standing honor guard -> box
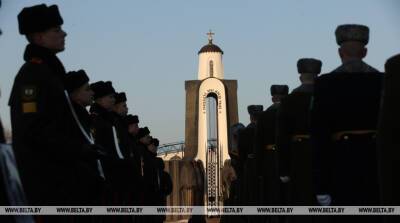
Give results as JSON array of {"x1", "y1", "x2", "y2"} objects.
[
  {"x1": 276, "y1": 59, "x2": 321, "y2": 223},
  {"x1": 227, "y1": 123, "x2": 245, "y2": 208},
  {"x1": 255, "y1": 85, "x2": 288, "y2": 205},
  {"x1": 277, "y1": 58, "x2": 322, "y2": 206},
  {"x1": 311, "y1": 24, "x2": 383, "y2": 223},
  {"x1": 377, "y1": 54, "x2": 400, "y2": 223},
  {"x1": 90, "y1": 81, "x2": 138, "y2": 223},
  {"x1": 110, "y1": 92, "x2": 141, "y2": 208},
  {"x1": 64, "y1": 70, "x2": 106, "y2": 205},
  {"x1": 240, "y1": 105, "x2": 263, "y2": 208},
  {"x1": 64, "y1": 70, "x2": 107, "y2": 223},
  {"x1": 9, "y1": 4, "x2": 75, "y2": 207},
  {"x1": 152, "y1": 139, "x2": 173, "y2": 223},
  {"x1": 112, "y1": 92, "x2": 131, "y2": 159},
  {"x1": 89, "y1": 82, "x2": 128, "y2": 203},
  {"x1": 240, "y1": 105, "x2": 262, "y2": 223},
  {"x1": 255, "y1": 85, "x2": 288, "y2": 223}
]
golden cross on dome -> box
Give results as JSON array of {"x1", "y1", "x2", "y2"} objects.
[{"x1": 207, "y1": 30, "x2": 215, "y2": 44}]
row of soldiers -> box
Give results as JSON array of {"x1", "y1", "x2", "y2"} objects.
[
  {"x1": 1, "y1": 4, "x2": 173, "y2": 223},
  {"x1": 223, "y1": 24, "x2": 400, "y2": 223},
  {"x1": 1, "y1": 2, "x2": 400, "y2": 223}
]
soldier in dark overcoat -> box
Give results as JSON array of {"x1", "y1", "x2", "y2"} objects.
[
  {"x1": 240, "y1": 105, "x2": 263, "y2": 208},
  {"x1": 311, "y1": 24, "x2": 383, "y2": 223},
  {"x1": 277, "y1": 58, "x2": 322, "y2": 207},
  {"x1": 65, "y1": 70, "x2": 106, "y2": 206},
  {"x1": 377, "y1": 54, "x2": 400, "y2": 223},
  {"x1": 9, "y1": 4, "x2": 79, "y2": 206},
  {"x1": 276, "y1": 59, "x2": 321, "y2": 223},
  {"x1": 255, "y1": 85, "x2": 288, "y2": 206}
]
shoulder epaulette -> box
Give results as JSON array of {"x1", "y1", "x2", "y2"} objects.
[
  {"x1": 29, "y1": 57, "x2": 43, "y2": 64},
  {"x1": 90, "y1": 112, "x2": 99, "y2": 117}
]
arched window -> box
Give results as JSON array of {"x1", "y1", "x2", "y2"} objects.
[{"x1": 209, "y1": 60, "x2": 214, "y2": 77}]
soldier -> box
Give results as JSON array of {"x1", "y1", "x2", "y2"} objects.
[
  {"x1": 136, "y1": 127, "x2": 158, "y2": 205},
  {"x1": 229, "y1": 123, "x2": 245, "y2": 161},
  {"x1": 8, "y1": 4, "x2": 77, "y2": 207},
  {"x1": 64, "y1": 70, "x2": 106, "y2": 205},
  {"x1": 136, "y1": 127, "x2": 162, "y2": 222},
  {"x1": 126, "y1": 114, "x2": 140, "y2": 138},
  {"x1": 228, "y1": 123, "x2": 245, "y2": 178},
  {"x1": 255, "y1": 86, "x2": 287, "y2": 223},
  {"x1": 377, "y1": 55, "x2": 400, "y2": 214},
  {"x1": 111, "y1": 92, "x2": 136, "y2": 162},
  {"x1": 152, "y1": 139, "x2": 173, "y2": 223},
  {"x1": 90, "y1": 81, "x2": 139, "y2": 223},
  {"x1": 89, "y1": 81, "x2": 120, "y2": 200},
  {"x1": 255, "y1": 85, "x2": 288, "y2": 205},
  {"x1": 277, "y1": 58, "x2": 322, "y2": 207},
  {"x1": 126, "y1": 114, "x2": 141, "y2": 163},
  {"x1": 226, "y1": 123, "x2": 245, "y2": 209},
  {"x1": 310, "y1": 24, "x2": 383, "y2": 222},
  {"x1": 239, "y1": 105, "x2": 263, "y2": 207},
  {"x1": 113, "y1": 92, "x2": 128, "y2": 116},
  {"x1": 124, "y1": 114, "x2": 143, "y2": 205},
  {"x1": 126, "y1": 114, "x2": 141, "y2": 168},
  {"x1": 110, "y1": 92, "x2": 141, "y2": 208},
  {"x1": 64, "y1": 70, "x2": 109, "y2": 223}
]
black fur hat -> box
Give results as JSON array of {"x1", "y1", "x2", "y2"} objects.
[
  {"x1": 18, "y1": 4, "x2": 63, "y2": 35},
  {"x1": 137, "y1": 127, "x2": 150, "y2": 139},
  {"x1": 297, "y1": 58, "x2": 322, "y2": 74},
  {"x1": 115, "y1": 92, "x2": 127, "y2": 104},
  {"x1": 125, "y1": 114, "x2": 139, "y2": 124},
  {"x1": 270, "y1": 85, "x2": 289, "y2": 96},
  {"x1": 90, "y1": 81, "x2": 116, "y2": 99},
  {"x1": 247, "y1": 105, "x2": 263, "y2": 115},
  {"x1": 65, "y1": 70, "x2": 89, "y2": 93}
]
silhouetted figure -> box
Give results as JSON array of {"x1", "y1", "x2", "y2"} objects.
[
  {"x1": 65, "y1": 70, "x2": 108, "y2": 223},
  {"x1": 277, "y1": 58, "x2": 321, "y2": 223},
  {"x1": 241, "y1": 105, "x2": 263, "y2": 207},
  {"x1": 154, "y1": 154, "x2": 173, "y2": 223},
  {"x1": 255, "y1": 85, "x2": 288, "y2": 223},
  {"x1": 8, "y1": 4, "x2": 90, "y2": 222},
  {"x1": 110, "y1": 92, "x2": 141, "y2": 213},
  {"x1": 311, "y1": 24, "x2": 383, "y2": 223},
  {"x1": 377, "y1": 54, "x2": 400, "y2": 223},
  {"x1": 9, "y1": 3, "x2": 74, "y2": 205}
]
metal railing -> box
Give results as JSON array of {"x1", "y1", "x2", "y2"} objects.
[{"x1": 157, "y1": 139, "x2": 218, "y2": 156}]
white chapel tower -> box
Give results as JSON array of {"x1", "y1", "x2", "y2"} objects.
[{"x1": 184, "y1": 31, "x2": 239, "y2": 208}]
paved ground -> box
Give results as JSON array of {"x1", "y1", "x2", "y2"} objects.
[
  {"x1": 165, "y1": 217, "x2": 220, "y2": 223},
  {"x1": 206, "y1": 217, "x2": 220, "y2": 223}
]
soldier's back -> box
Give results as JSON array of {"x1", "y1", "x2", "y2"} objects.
[
  {"x1": 278, "y1": 89, "x2": 315, "y2": 205},
  {"x1": 256, "y1": 105, "x2": 281, "y2": 206},
  {"x1": 312, "y1": 70, "x2": 383, "y2": 205},
  {"x1": 314, "y1": 72, "x2": 382, "y2": 131},
  {"x1": 281, "y1": 91, "x2": 313, "y2": 134}
]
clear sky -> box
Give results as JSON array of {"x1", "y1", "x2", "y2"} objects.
[{"x1": 0, "y1": 0, "x2": 399, "y2": 144}]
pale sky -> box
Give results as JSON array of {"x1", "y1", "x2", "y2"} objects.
[{"x1": 0, "y1": 0, "x2": 399, "y2": 144}]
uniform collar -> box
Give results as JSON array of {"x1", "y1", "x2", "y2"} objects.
[
  {"x1": 23, "y1": 43, "x2": 66, "y2": 77},
  {"x1": 332, "y1": 59, "x2": 379, "y2": 73},
  {"x1": 72, "y1": 101, "x2": 92, "y2": 129},
  {"x1": 90, "y1": 103, "x2": 112, "y2": 118},
  {"x1": 267, "y1": 103, "x2": 280, "y2": 111},
  {"x1": 292, "y1": 84, "x2": 314, "y2": 93}
]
